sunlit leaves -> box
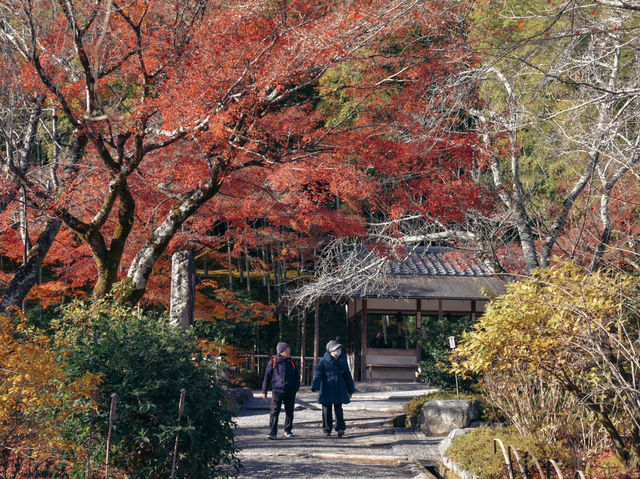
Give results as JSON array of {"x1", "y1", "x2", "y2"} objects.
[
  {"x1": 451, "y1": 260, "x2": 640, "y2": 466},
  {"x1": 0, "y1": 312, "x2": 99, "y2": 470}
]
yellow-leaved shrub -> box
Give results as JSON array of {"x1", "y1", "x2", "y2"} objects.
[
  {"x1": 451, "y1": 260, "x2": 640, "y2": 470},
  {"x1": 0, "y1": 312, "x2": 100, "y2": 475}
]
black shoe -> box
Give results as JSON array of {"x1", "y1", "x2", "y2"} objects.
[
  {"x1": 324, "y1": 431, "x2": 331, "y2": 437},
  {"x1": 266, "y1": 434, "x2": 276, "y2": 440},
  {"x1": 337, "y1": 430, "x2": 345, "y2": 437}
]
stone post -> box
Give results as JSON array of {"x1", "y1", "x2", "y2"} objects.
[{"x1": 170, "y1": 250, "x2": 195, "y2": 329}]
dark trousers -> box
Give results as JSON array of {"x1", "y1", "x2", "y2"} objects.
[
  {"x1": 322, "y1": 403, "x2": 345, "y2": 433},
  {"x1": 269, "y1": 391, "x2": 295, "y2": 436}
]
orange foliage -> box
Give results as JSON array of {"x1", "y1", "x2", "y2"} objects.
[
  {"x1": 0, "y1": 0, "x2": 490, "y2": 309},
  {"x1": 0, "y1": 312, "x2": 100, "y2": 472},
  {"x1": 195, "y1": 280, "x2": 275, "y2": 325}
]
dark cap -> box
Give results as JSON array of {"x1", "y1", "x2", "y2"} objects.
[{"x1": 276, "y1": 342, "x2": 290, "y2": 354}]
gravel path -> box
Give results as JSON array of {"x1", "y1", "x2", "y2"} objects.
[{"x1": 234, "y1": 387, "x2": 443, "y2": 479}]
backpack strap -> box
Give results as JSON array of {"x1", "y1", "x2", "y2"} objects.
[{"x1": 274, "y1": 356, "x2": 296, "y2": 371}]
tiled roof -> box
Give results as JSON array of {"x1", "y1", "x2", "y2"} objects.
[{"x1": 388, "y1": 246, "x2": 494, "y2": 277}]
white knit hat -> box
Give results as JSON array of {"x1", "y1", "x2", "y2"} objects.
[{"x1": 326, "y1": 340, "x2": 341, "y2": 352}]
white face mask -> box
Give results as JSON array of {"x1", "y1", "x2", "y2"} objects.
[{"x1": 331, "y1": 348, "x2": 341, "y2": 358}]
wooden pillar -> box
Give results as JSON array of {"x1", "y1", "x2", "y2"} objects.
[
  {"x1": 438, "y1": 299, "x2": 443, "y2": 322},
  {"x1": 313, "y1": 299, "x2": 320, "y2": 372},
  {"x1": 360, "y1": 299, "x2": 368, "y2": 381},
  {"x1": 301, "y1": 309, "x2": 307, "y2": 385},
  {"x1": 471, "y1": 300, "x2": 477, "y2": 321}
]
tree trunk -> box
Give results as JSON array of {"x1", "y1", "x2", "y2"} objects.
[
  {"x1": 540, "y1": 154, "x2": 597, "y2": 268},
  {"x1": 126, "y1": 162, "x2": 222, "y2": 305},
  {"x1": 0, "y1": 218, "x2": 61, "y2": 314},
  {"x1": 562, "y1": 375, "x2": 631, "y2": 466},
  {"x1": 227, "y1": 232, "x2": 233, "y2": 291},
  {"x1": 245, "y1": 247, "x2": 251, "y2": 293},
  {"x1": 92, "y1": 253, "x2": 121, "y2": 299}
]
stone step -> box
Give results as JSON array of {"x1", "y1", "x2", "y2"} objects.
[{"x1": 352, "y1": 382, "x2": 436, "y2": 393}]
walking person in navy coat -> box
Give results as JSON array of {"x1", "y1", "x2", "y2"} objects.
[
  {"x1": 262, "y1": 342, "x2": 300, "y2": 439},
  {"x1": 312, "y1": 340, "x2": 356, "y2": 437}
]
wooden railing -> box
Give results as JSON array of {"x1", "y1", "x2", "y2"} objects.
[{"x1": 234, "y1": 353, "x2": 317, "y2": 385}]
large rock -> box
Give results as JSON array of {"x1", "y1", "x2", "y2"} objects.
[
  {"x1": 225, "y1": 387, "x2": 254, "y2": 413},
  {"x1": 417, "y1": 399, "x2": 482, "y2": 436}
]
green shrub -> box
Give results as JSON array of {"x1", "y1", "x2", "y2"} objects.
[
  {"x1": 55, "y1": 297, "x2": 240, "y2": 478},
  {"x1": 417, "y1": 315, "x2": 477, "y2": 390},
  {"x1": 403, "y1": 390, "x2": 479, "y2": 426},
  {"x1": 446, "y1": 426, "x2": 564, "y2": 479}
]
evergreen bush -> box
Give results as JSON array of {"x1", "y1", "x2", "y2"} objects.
[{"x1": 55, "y1": 297, "x2": 240, "y2": 478}]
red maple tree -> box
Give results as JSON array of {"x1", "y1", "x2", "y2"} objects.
[{"x1": 0, "y1": 0, "x2": 490, "y2": 308}]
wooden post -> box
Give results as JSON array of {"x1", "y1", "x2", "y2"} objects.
[
  {"x1": 105, "y1": 393, "x2": 118, "y2": 479},
  {"x1": 360, "y1": 299, "x2": 368, "y2": 381},
  {"x1": 313, "y1": 300, "x2": 320, "y2": 372},
  {"x1": 171, "y1": 389, "x2": 187, "y2": 479},
  {"x1": 471, "y1": 300, "x2": 477, "y2": 321},
  {"x1": 86, "y1": 387, "x2": 100, "y2": 479}
]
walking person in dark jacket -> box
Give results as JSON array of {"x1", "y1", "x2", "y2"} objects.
[
  {"x1": 262, "y1": 342, "x2": 300, "y2": 439},
  {"x1": 311, "y1": 340, "x2": 356, "y2": 437}
]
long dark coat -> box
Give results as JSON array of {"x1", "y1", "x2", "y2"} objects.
[{"x1": 312, "y1": 352, "x2": 355, "y2": 405}]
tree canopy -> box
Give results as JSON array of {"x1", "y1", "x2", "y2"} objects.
[{"x1": 0, "y1": 0, "x2": 490, "y2": 308}]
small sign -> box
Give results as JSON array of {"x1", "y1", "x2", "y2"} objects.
[{"x1": 448, "y1": 336, "x2": 456, "y2": 349}]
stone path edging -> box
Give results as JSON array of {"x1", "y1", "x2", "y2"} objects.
[
  {"x1": 441, "y1": 455, "x2": 480, "y2": 479},
  {"x1": 438, "y1": 429, "x2": 481, "y2": 479}
]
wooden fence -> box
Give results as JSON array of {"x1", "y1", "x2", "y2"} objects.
[
  {"x1": 233, "y1": 353, "x2": 356, "y2": 386},
  {"x1": 233, "y1": 353, "x2": 316, "y2": 385}
]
